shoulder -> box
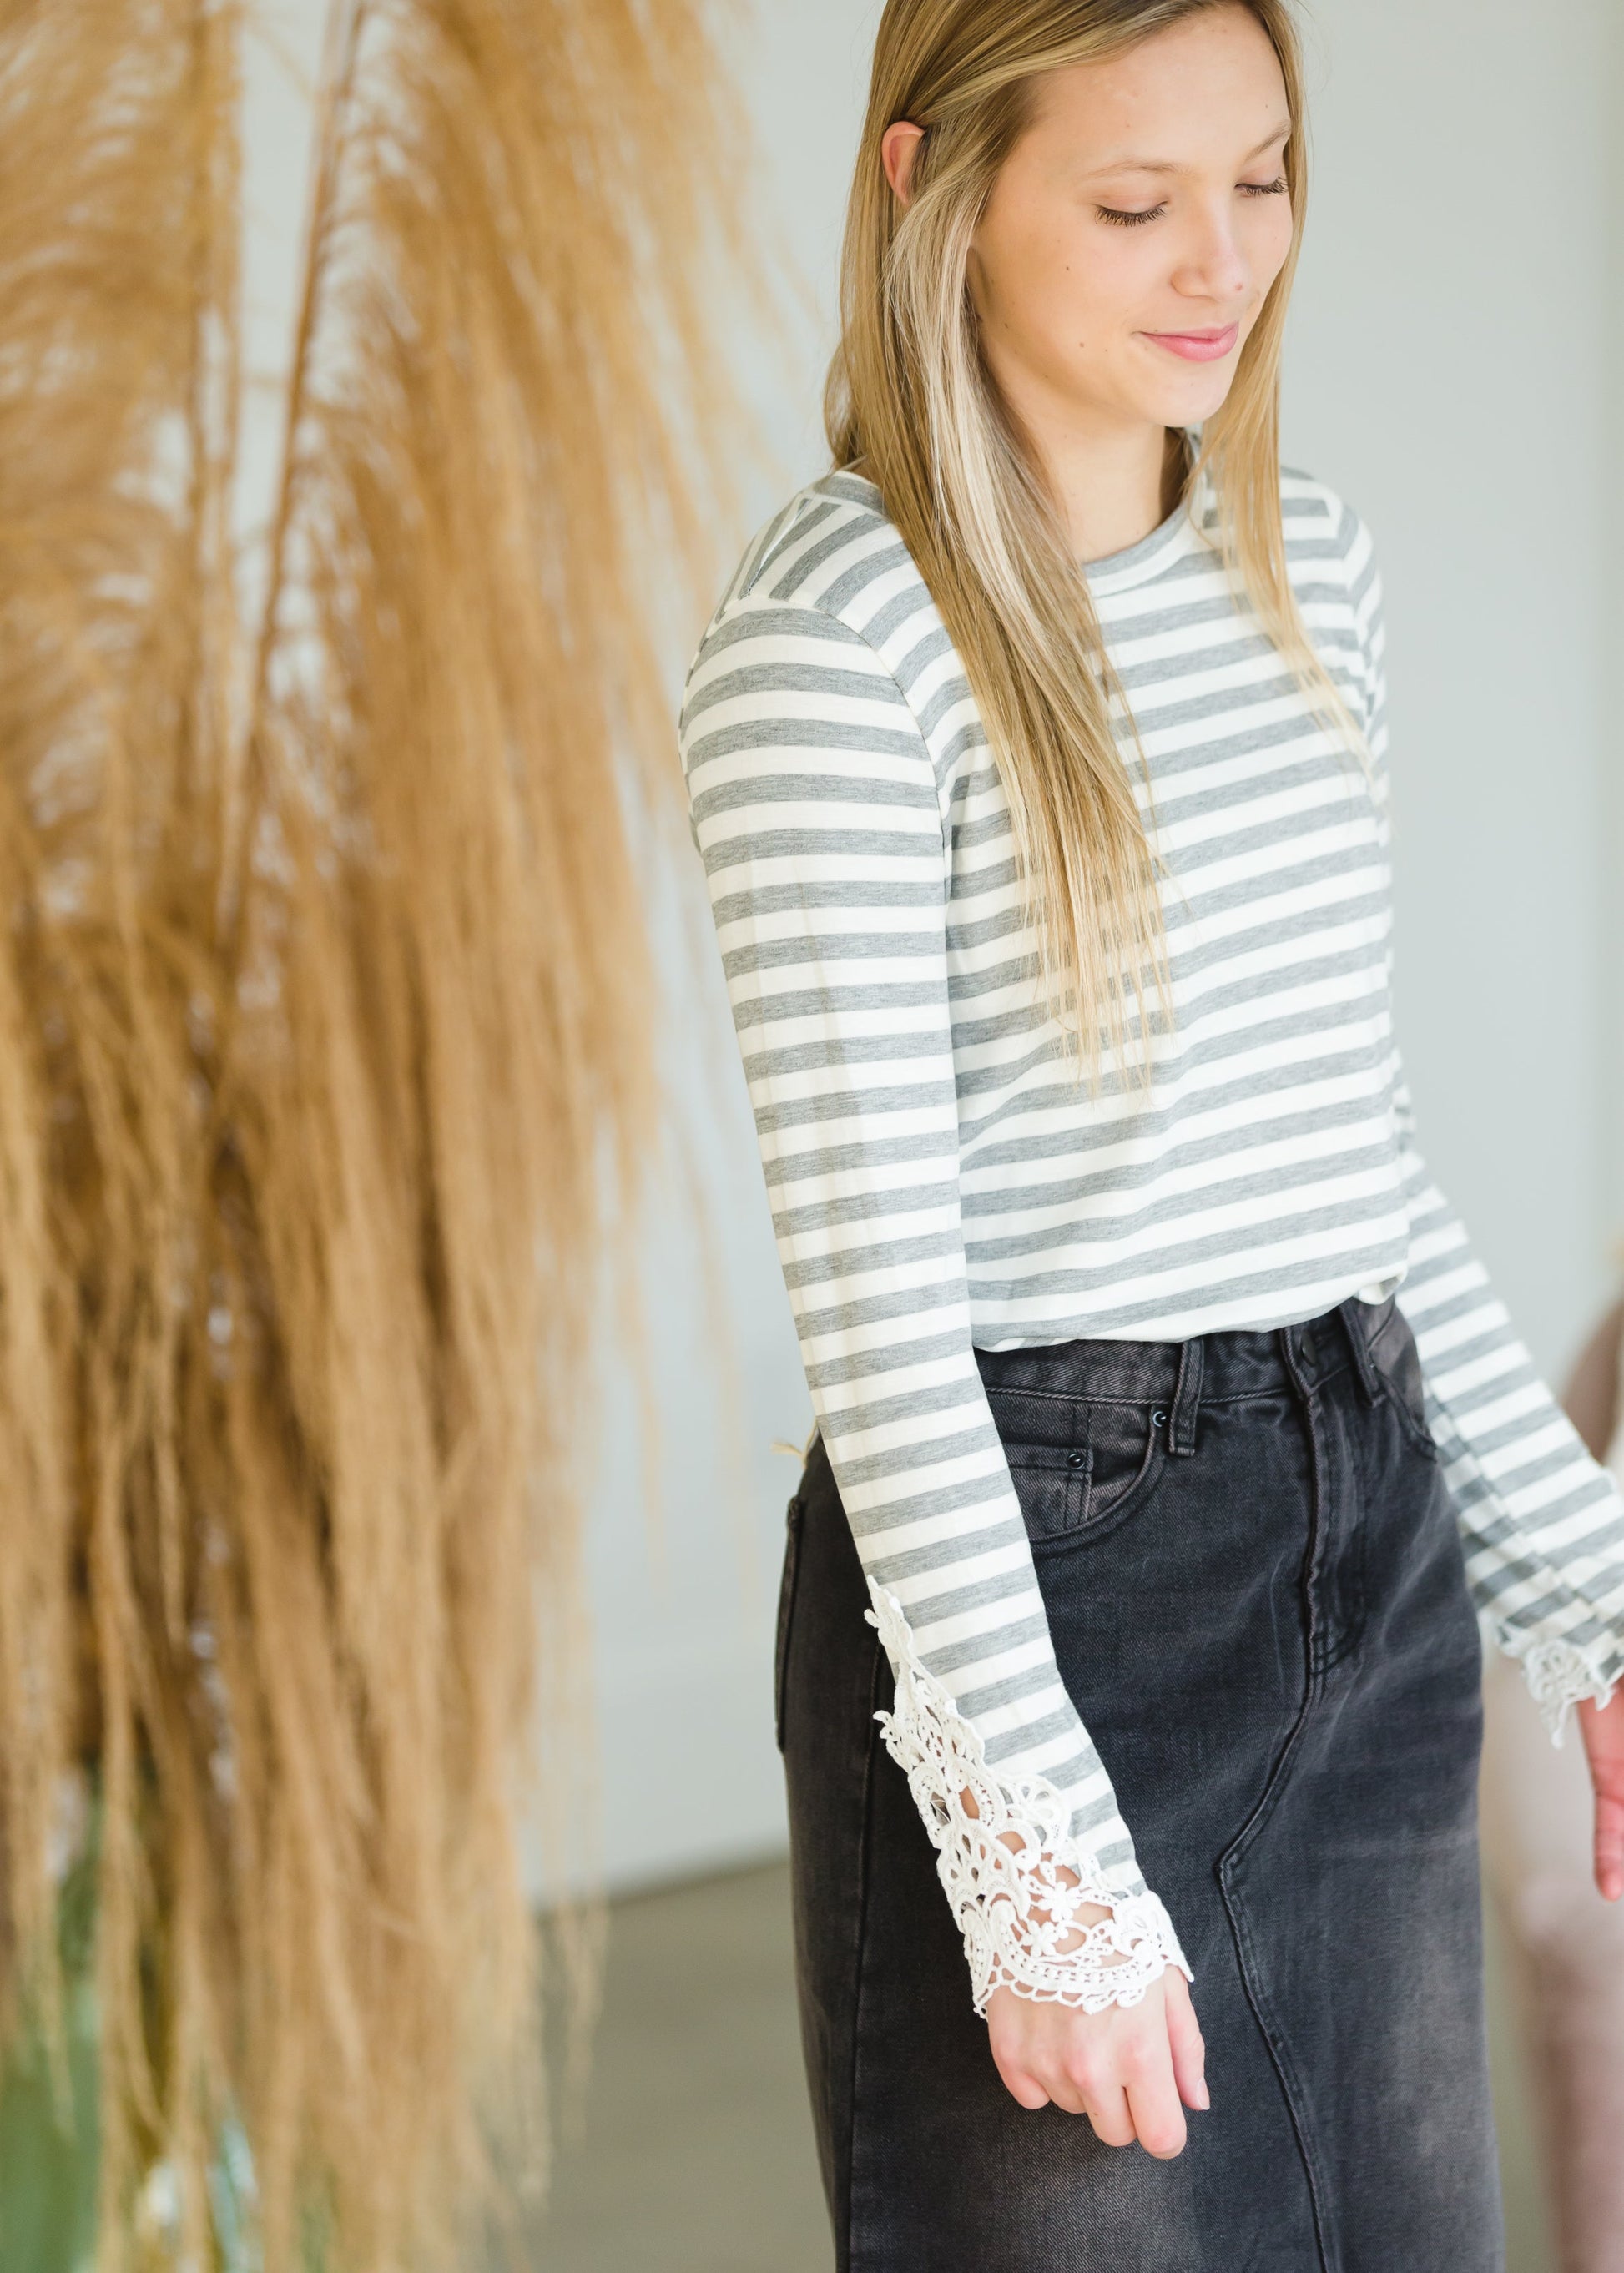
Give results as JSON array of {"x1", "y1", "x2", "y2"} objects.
[
  {"x1": 1275, "y1": 469, "x2": 1387, "y2": 751},
  {"x1": 1279, "y1": 467, "x2": 1377, "y2": 580},
  {"x1": 1278, "y1": 466, "x2": 1383, "y2": 659},
  {"x1": 689, "y1": 471, "x2": 923, "y2": 665},
  {"x1": 712, "y1": 469, "x2": 906, "y2": 617},
  {"x1": 680, "y1": 471, "x2": 943, "y2": 751}
]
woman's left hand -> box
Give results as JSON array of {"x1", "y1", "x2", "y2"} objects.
[{"x1": 1578, "y1": 1689, "x2": 1624, "y2": 1901}]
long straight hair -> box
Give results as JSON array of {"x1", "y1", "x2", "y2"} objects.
[{"x1": 826, "y1": 0, "x2": 1349, "y2": 1082}]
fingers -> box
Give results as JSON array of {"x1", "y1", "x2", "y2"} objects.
[
  {"x1": 1019, "y1": 2060, "x2": 1132, "y2": 2144},
  {"x1": 1041, "y1": 2063, "x2": 1175, "y2": 2155},
  {"x1": 1582, "y1": 1698, "x2": 1624, "y2": 1903},
  {"x1": 1595, "y1": 1788, "x2": 1624, "y2": 1903},
  {"x1": 991, "y1": 2049, "x2": 1053, "y2": 2112},
  {"x1": 991, "y1": 2041, "x2": 1138, "y2": 2142},
  {"x1": 1021, "y1": 1989, "x2": 1203, "y2": 2156},
  {"x1": 1163, "y1": 1969, "x2": 1210, "y2": 2112},
  {"x1": 1116, "y1": 2011, "x2": 1186, "y2": 2159},
  {"x1": 1123, "y1": 2069, "x2": 1187, "y2": 2160},
  {"x1": 1082, "y1": 2082, "x2": 1137, "y2": 2150},
  {"x1": 986, "y1": 1979, "x2": 1202, "y2": 2156}
]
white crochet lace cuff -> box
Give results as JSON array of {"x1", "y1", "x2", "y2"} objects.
[
  {"x1": 1509, "y1": 1633, "x2": 1618, "y2": 1744},
  {"x1": 865, "y1": 1581, "x2": 1192, "y2": 2019}
]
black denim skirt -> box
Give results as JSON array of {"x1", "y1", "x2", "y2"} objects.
[{"x1": 777, "y1": 1295, "x2": 1503, "y2": 2272}]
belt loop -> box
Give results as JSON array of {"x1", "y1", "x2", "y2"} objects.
[
  {"x1": 1338, "y1": 1297, "x2": 1381, "y2": 1407},
  {"x1": 1168, "y1": 1335, "x2": 1203, "y2": 1456}
]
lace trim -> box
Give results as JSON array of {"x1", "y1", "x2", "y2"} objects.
[
  {"x1": 865, "y1": 1580, "x2": 1192, "y2": 2018},
  {"x1": 1512, "y1": 1635, "x2": 1617, "y2": 1744}
]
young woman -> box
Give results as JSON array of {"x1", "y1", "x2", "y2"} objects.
[{"x1": 680, "y1": 3, "x2": 1624, "y2": 2265}]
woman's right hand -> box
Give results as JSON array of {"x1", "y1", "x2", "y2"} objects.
[{"x1": 986, "y1": 1967, "x2": 1208, "y2": 2156}]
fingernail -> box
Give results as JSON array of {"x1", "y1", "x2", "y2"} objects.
[{"x1": 1195, "y1": 2083, "x2": 1210, "y2": 2110}]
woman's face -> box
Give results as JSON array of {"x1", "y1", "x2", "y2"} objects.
[{"x1": 965, "y1": 6, "x2": 1295, "y2": 441}]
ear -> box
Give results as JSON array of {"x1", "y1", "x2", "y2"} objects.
[{"x1": 881, "y1": 121, "x2": 925, "y2": 205}]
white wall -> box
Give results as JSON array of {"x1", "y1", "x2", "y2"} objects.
[
  {"x1": 1591, "y1": 0, "x2": 1619, "y2": 1254},
  {"x1": 239, "y1": 0, "x2": 1624, "y2": 1894},
  {"x1": 1282, "y1": 0, "x2": 1620, "y2": 1366}
]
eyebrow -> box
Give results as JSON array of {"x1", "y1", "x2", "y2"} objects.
[{"x1": 1083, "y1": 123, "x2": 1292, "y2": 179}]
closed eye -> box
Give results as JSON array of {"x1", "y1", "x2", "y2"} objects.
[{"x1": 1097, "y1": 174, "x2": 1289, "y2": 228}]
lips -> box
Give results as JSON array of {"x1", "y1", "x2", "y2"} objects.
[{"x1": 1142, "y1": 323, "x2": 1241, "y2": 363}]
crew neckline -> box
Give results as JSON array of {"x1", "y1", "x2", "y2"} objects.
[
  {"x1": 827, "y1": 456, "x2": 1213, "y2": 601},
  {"x1": 1081, "y1": 466, "x2": 1212, "y2": 597}
]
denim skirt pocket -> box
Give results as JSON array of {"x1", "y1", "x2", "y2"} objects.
[
  {"x1": 774, "y1": 1490, "x2": 806, "y2": 1753},
  {"x1": 986, "y1": 1387, "x2": 1168, "y2": 1550}
]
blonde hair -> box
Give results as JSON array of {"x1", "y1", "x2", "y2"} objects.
[{"x1": 827, "y1": 0, "x2": 1349, "y2": 1080}]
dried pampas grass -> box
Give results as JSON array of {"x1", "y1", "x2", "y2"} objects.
[{"x1": 0, "y1": 0, "x2": 751, "y2": 2264}]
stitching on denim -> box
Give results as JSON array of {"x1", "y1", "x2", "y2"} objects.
[
  {"x1": 986, "y1": 1366, "x2": 1364, "y2": 1409},
  {"x1": 1214, "y1": 1338, "x2": 1338, "y2": 2267},
  {"x1": 1219, "y1": 1860, "x2": 1337, "y2": 2270}
]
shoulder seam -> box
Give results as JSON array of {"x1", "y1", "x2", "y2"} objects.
[
  {"x1": 688, "y1": 585, "x2": 951, "y2": 851},
  {"x1": 734, "y1": 492, "x2": 820, "y2": 602},
  {"x1": 736, "y1": 476, "x2": 895, "y2": 603}
]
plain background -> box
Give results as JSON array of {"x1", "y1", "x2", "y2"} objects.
[{"x1": 238, "y1": 0, "x2": 1624, "y2": 1892}]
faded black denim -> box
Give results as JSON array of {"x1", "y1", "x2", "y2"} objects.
[{"x1": 778, "y1": 1296, "x2": 1504, "y2": 2272}]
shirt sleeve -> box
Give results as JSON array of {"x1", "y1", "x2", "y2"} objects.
[
  {"x1": 1344, "y1": 528, "x2": 1624, "y2": 1735},
  {"x1": 678, "y1": 586, "x2": 1190, "y2": 2015}
]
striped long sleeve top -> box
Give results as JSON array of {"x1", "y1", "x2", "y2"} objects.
[{"x1": 678, "y1": 463, "x2": 1624, "y2": 2014}]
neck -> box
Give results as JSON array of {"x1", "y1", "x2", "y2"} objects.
[{"x1": 1002, "y1": 381, "x2": 1185, "y2": 563}]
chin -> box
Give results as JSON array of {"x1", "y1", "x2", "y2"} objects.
[
  {"x1": 1133, "y1": 369, "x2": 1240, "y2": 432},
  {"x1": 1106, "y1": 331, "x2": 1243, "y2": 427}
]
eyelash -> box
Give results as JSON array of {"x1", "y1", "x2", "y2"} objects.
[{"x1": 1096, "y1": 176, "x2": 1289, "y2": 228}]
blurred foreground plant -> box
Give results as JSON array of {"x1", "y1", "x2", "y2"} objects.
[{"x1": 0, "y1": 0, "x2": 749, "y2": 2263}]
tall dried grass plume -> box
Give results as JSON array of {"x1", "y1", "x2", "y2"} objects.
[{"x1": 0, "y1": 0, "x2": 750, "y2": 2262}]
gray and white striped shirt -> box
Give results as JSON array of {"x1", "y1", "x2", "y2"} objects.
[{"x1": 680, "y1": 464, "x2": 1624, "y2": 1982}]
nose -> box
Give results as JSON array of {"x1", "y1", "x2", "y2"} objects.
[{"x1": 1168, "y1": 201, "x2": 1250, "y2": 307}]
